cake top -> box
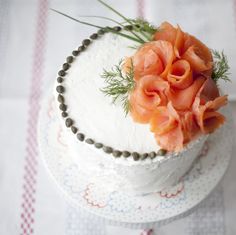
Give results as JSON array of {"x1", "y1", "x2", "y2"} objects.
[
  {"x1": 64, "y1": 32, "x2": 160, "y2": 153},
  {"x1": 53, "y1": 0, "x2": 230, "y2": 157}
]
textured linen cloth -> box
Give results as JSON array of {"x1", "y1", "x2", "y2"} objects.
[{"x1": 0, "y1": 0, "x2": 236, "y2": 234}]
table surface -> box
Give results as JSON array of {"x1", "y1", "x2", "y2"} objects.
[{"x1": 0, "y1": 0, "x2": 236, "y2": 235}]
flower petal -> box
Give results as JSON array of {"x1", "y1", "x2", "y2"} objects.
[
  {"x1": 155, "y1": 124, "x2": 184, "y2": 152},
  {"x1": 167, "y1": 76, "x2": 206, "y2": 110},
  {"x1": 132, "y1": 41, "x2": 175, "y2": 79},
  {"x1": 167, "y1": 59, "x2": 193, "y2": 89},
  {"x1": 182, "y1": 46, "x2": 212, "y2": 73},
  {"x1": 150, "y1": 103, "x2": 184, "y2": 152},
  {"x1": 149, "y1": 105, "x2": 178, "y2": 135},
  {"x1": 192, "y1": 82, "x2": 228, "y2": 134},
  {"x1": 153, "y1": 22, "x2": 185, "y2": 58},
  {"x1": 129, "y1": 75, "x2": 169, "y2": 123}
]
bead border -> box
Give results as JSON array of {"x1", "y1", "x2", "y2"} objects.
[{"x1": 55, "y1": 26, "x2": 167, "y2": 161}]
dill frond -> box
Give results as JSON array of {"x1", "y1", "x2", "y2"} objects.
[
  {"x1": 101, "y1": 60, "x2": 135, "y2": 115},
  {"x1": 212, "y1": 50, "x2": 230, "y2": 83}
]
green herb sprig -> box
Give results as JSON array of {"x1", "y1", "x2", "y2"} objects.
[
  {"x1": 212, "y1": 50, "x2": 230, "y2": 83},
  {"x1": 101, "y1": 60, "x2": 135, "y2": 115},
  {"x1": 128, "y1": 18, "x2": 157, "y2": 41}
]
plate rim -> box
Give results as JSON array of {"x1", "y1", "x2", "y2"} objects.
[{"x1": 38, "y1": 95, "x2": 233, "y2": 226}]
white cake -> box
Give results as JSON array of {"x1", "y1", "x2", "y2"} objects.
[{"x1": 54, "y1": 32, "x2": 208, "y2": 194}]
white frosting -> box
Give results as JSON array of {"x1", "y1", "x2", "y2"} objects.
[
  {"x1": 55, "y1": 32, "x2": 208, "y2": 194},
  {"x1": 60, "y1": 117, "x2": 206, "y2": 194},
  {"x1": 64, "y1": 33, "x2": 159, "y2": 152}
]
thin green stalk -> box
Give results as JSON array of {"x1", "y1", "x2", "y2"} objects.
[
  {"x1": 78, "y1": 15, "x2": 122, "y2": 25},
  {"x1": 105, "y1": 28, "x2": 143, "y2": 43},
  {"x1": 77, "y1": 15, "x2": 146, "y2": 43},
  {"x1": 97, "y1": 0, "x2": 148, "y2": 42},
  {"x1": 51, "y1": 9, "x2": 143, "y2": 43},
  {"x1": 51, "y1": 8, "x2": 104, "y2": 29}
]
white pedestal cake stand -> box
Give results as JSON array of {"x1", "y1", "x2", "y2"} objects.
[{"x1": 38, "y1": 96, "x2": 234, "y2": 229}]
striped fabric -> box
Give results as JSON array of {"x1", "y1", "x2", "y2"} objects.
[{"x1": 0, "y1": 1, "x2": 235, "y2": 235}]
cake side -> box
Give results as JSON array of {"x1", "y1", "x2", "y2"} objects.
[{"x1": 57, "y1": 105, "x2": 207, "y2": 194}]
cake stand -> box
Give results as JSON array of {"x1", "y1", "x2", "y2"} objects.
[{"x1": 38, "y1": 95, "x2": 234, "y2": 228}]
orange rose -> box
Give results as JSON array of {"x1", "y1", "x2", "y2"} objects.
[
  {"x1": 193, "y1": 96, "x2": 227, "y2": 134},
  {"x1": 125, "y1": 22, "x2": 227, "y2": 152},
  {"x1": 150, "y1": 102, "x2": 184, "y2": 152},
  {"x1": 192, "y1": 78, "x2": 228, "y2": 133},
  {"x1": 180, "y1": 111, "x2": 200, "y2": 143},
  {"x1": 167, "y1": 59, "x2": 193, "y2": 89},
  {"x1": 124, "y1": 40, "x2": 175, "y2": 80},
  {"x1": 153, "y1": 22, "x2": 184, "y2": 58},
  {"x1": 129, "y1": 75, "x2": 169, "y2": 123},
  {"x1": 166, "y1": 75, "x2": 206, "y2": 110},
  {"x1": 154, "y1": 22, "x2": 213, "y2": 77}
]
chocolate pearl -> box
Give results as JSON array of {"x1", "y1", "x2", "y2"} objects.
[
  {"x1": 113, "y1": 150, "x2": 122, "y2": 158},
  {"x1": 95, "y1": 143, "x2": 103, "y2": 149},
  {"x1": 82, "y1": 39, "x2": 91, "y2": 46},
  {"x1": 103, "y1": 146, "x2": 113, "y2": 154},
  {"x1": 57, "y1": 77, "x2": 63, "y2": 83},
  {"x1": 63, "y1": 63, "x2": 70, "y2": 71},
  {"x1": 58, "y1": 70, "x2": 66, "y2": 76},
  {"x1": 105, "y1": 26, "x2": 112, "y2": 31},
  {"x1": 157, "y1": 149, "x2": 167, "y2": 156},
  {"x1": 59, "y1": 103, "x2": 67, "y2": 111},
  {"x1": 124, "y1": 25, "x2": 133, "y2": 30},
  {"x1": 132, "y1": 152, "x2": 140, "y2": 161},
  {"x1": 72, "y1": 50, "x2": 79, "y2": 56},
  {"x1": 149, "y1": 151, "x2": 157, "y2": 159},
  {"x1": 113, "y1": 26, "x2": 121, "y2": 31},
  {"x1": 71, "y1": 126, "x2": 78, "y2": 134},
  {"x1": 78, "y1": 45, "x2": 85, "y2": 52},
  {"x1": 57, "y1": 94, "x2": 64, "y2": 103},
  {"x1": 141, "y1": 153, "x2": 148, "y2": 160},
  {"x1": 61, "y1": 112, "x2": 68, "y2": 118},
  {"x1": 66, "y1": 56, "x2": 73, "y2": 63},
  {"x1": 98, "y1": 29, "x2": 105, "y2": 35},
  {"x1": 56, "y1": 85, "x2": 64, "y2": 93},
  {"x1": 122, "y1": 151, "x2": 131, "y2": 158},
  {"x1": 85, "y1": 138, "x2": 94, "y2": 145},
  {"x1": 90, "y1": 33, "x2": 98, "y2": 40},
  {"x1": 77, "y1": 133, "x2": 85, "y2": 141},
  {"x1": 65, "y1": 118, "x2": 73, "y2": 127}
]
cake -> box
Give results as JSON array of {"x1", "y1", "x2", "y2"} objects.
[{"x1": 54, "y1": 15, "x2": 229, "y2": 194}]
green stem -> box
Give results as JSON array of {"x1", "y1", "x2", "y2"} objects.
[
  {"x1": 51, "y1": 8, "x2": 105, "y2": 29},
  {"x1": 97, "y1": 0, "x2": 148, "y2": 42},
  {"x1": 51, "y1": 8, "x2": 143, "y2": 43},
  {"x1": 78, "y1": 15, "x2": 147, "y2": 43},
  {"x1": 78, "y1": 15, "x2": 122, "y2": 25},
  {"x1": 106, "y1": 28, "x2": 143, "y2": 43}
]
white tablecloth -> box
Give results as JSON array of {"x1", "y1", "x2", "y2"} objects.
[{"x1": 0, "y1": 0, "x2": 236, "y2": 234}]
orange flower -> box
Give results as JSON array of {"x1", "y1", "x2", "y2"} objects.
[
  {"x1": 180, "y1": 111, "x2": 200, "y2": 143},
  {"x1": 153, "y1": 22, "x2": 184, "y2": 58},
  {"x1": 130, "y1": 75, "x2": 169, "y2": 123},
  {"x1": 196, "y1": 77, "x2": 220, "y2": 103},
  {"x1": 193, "y1": 96, "x2": 227, "y2": 134},
  {"x1": 150, "y1": 102, "x2": 184, "y2": 152},
  {"x1": 166, "y1": 75, "x2": 206, "y2": 110},
  {"x1": 154, "y1": 22, "x2": 213, "y2": 77},
  {"x1": 192, "y1": 78, "x2": 227, "y2": 133},
  {"x1": 149, "y1": 102, "x2": 201, "y2": 152},
  {"x1": 124, "y1": 40, "x2": 175, "y2": 80},
  {"x1": 167, "y1": 59, "x2": 193, "y2": 89},
  {"x1": 125, "y1": 21, "x2": 227, "y2": 152}
]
